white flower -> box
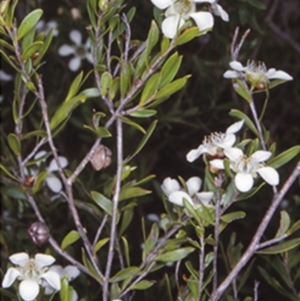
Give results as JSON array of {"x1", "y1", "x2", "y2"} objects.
[
  {"x1": 26, "y1": 151, "x2": 68, "y2": 193},
  {"x1": 224, "y1": 60, "x2": 293, "y2": 89},
  {"x1": 187, "y1": 120, "x2": 244, "y2": 162},
  {"x1": 2, "y1": 252, "x2": 61, "y2": 301},
  {"x1": 36, "y1": 20, "x2": 59, "y2": 36},
  {"x1": 210, "y1": 148, "x2": 279, "y2": 192},
  {"x1": 58, "y1": 30, "x2": 93, "y2": 71},
  {"x1": 151, "y1": 0, "x2": 228, "y2": 39},
  {"x1": 44, "y1": 265, "x2": 80, "y2": 301},
  {"x1": 161, "y1": 176, "x2": 214, "y2": 208}
]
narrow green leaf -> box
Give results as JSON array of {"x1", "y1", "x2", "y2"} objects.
[
  {"x1": 94, "y1": 238, "x2": 110, "y2": 255},
  {"x1": 121, "y1": 236, "x2": 131, "y2": 266},
  {"x1": 287, "y1": 220, "x2": 300, "y2": 235},
  {"x1": 144, "y1": 223, "x2": 159, "y2": 255},
  {"x1": 32, "y1": 171, "x2": 48, "y2": 194},
  {"x1": 81, "y1": 87, "x2": 101, "y2": 98},
  {"x1": 267, "y1": 145, "x2": 300, "y2": 169},
  {"x1": 130, "y1": 280, "x2": 155, "y2": 290},
  {"x1": 0, "y1": 163, "x2": 19, "y2": 181},
  {"x1": 120, "y1": 62, "x2": 131, "y2": 97},
  {"x1": 22, "y1": 130, "x2": 47, "y2": 140},
  {"x1": 146, "y1": 20, "x2": 159, "y2": 56},
  {"x1": 59, "y1": 278, "x2": 69, "y2": 301},
  {"x1": 8, "y1": 133, "x2": 20, "y2": 155},
  {"x1": 155, "y1": 247, "x2": 195, "y2": 262},
  {"x1": 61, "y1": 230, "x2": 80, "y2": 250},
  {"x1": 139, "y1": 73, "x2": 161, "y2": 105},
  {"x1": 109, "y1": 266, "x2": 140, "y2": 283},
  {"x1": 246, "y1": 0, "x2": 266, "y2": 9},
  {"x1": 5, "y1": 0, "x2": 18, "y2": 29},
  {"x1": 100, "y1": 71, "x2": 112, "y2": 97},
  {"x1": 119, "y1": 186, "x2": 151, "y2": 201},
  {"x1": 129, "y1": 109, "x2": 157, "y2": 118},
  {"x1": 275, "y1": 211, "x2": 290, "y2": 238},
  {"x1": 83, "y1": 125, "x2": 112, "y2": 138},
  {"x1": 220, "y1": 211, "x2": 246, "y2": 223},
  {"x1": 0, "y1": 50, "x2": 21, "y2": 71},
  {"x1": 119, "y1": 205, "x2": 135, "y2": 236},
  {"x1": 176, "y1": 27, "x2": 199, "y2": 45},
  {"x1": 18, "y1": 9, "x2": 43, "y2": 40},
  {"x1": 91, "y1": 191, "x2": 112, "y2": 215},
  {"x1": 229, "y1": 109, "x2": 259, "y2": 136},
  {"x1": 118, "y1": 116, "x2": 146, "y2": 133},
  {"x1": 34, "y1": 27, "x2": 55, "y2": 65},
  {"x1": 160, "y1": 52, "x2": 182, "y2": 87},
  {"x1": 65, "y1": 72, "x2": 83, "y2": 101},
  {"x1": 21, "y1": 41, "x2": 44, "y2": 61},
  {"x1": 50, "y1": 95, "x2": 86, "y2": 130},
  {"x1": 82, "y1": 249, "x2": 102, "y2": 283},
  {"x1": 257, "y1": 238, "x2": 300, "y2": 254}
]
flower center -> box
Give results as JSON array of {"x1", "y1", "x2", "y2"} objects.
[
  {"x1": 233, "y1": 155, "x2": 258, "y2": 176},
  {"x1": 173, "y1": 0, "x2": 195, "y2": 17},
  {"x1": 75, "y1": 45, "x2": 86, "y2": 58},
  {"x1": 22, "y1": 259, "x2": 40, "y2": 280}
]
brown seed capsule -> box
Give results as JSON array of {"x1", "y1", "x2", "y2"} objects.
[
  {"x1": 90, "y1": 145, "x2": 112, "y2": 171},
  {"x1": 24, "y1": 176, "x2": 35, "y2": 187},
  {"x1": 28, "y1": 222, "x2": 50, "y2": 246}
]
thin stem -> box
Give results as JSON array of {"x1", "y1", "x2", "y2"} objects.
[
  {"x1": 257, "y1": 234, "x2": 288, "y2": 249},
  {"x1": 198, "y1": 235, "x2": 205, "y2": 301},
  {"x1": 102, "y1": 118, "x2": 123, "y2": 301},
  {"x1": 93, "y1": 214, "x2": 109, "y2": 248},
  {"x1": 209, "y1": 160, "x2": 300, "y2": 301}
]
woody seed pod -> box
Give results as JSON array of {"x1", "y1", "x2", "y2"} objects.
[
  {"x1": 90, "y1": 145, "x2": 112, "y2": 171},
  {"x1": 28, "y1": 222, "x2": 50, "y2": 246}
]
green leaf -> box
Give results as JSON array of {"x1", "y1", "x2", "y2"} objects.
[
  {"x1": 139, "y1": 73, "x2": 161, "y2": 105},
  {"x1": 130, "y1": 280, "x2": 155, "y2": 290},
  {"x1": 22, "y1": 130, "x2": 47, "y2": 140},
  {"x1": 21, "y1": 41, "x2": 43, "y2": 61},
  {"x1": 91, "y1": 191, "x2": 112, "y2": 215},
  {"x1": 34, "y1": 27, "x2": 55, "y2": 66},
  {"x1": 120, "y1": 62, "x2": 132, "y2": 97},
  {"x1": 267, "y1": 145, "x2": 300, "y2": 169},
  {"x1": 83, "y1": 125, "x2": 112, "y2": 138},
  {"x1": 154, "y1": 76, "x2": 190, "y2": 101},
  {"x1": 287, "y1": 220, "x2": 300, "y2": 235},
  {"x1": 144, "y1": 223, "x2": 159, "y2": 255},
  {"x1": 7, "y1": 133, "x2": 20, "y2": 155},
  {"x1": 0, "y1": 49, "x2": 20, "y2": 71},
  {"x1": 109, "y1": 77, "x2": 120, "y2": 100},
  {"x1": 119, "y1": 186, "x2": 151, "y2": 201},
  {"x1": 155, "y1": 247, "x2": 195, "y2": 262},
  {"x1": 257, "y1": 238, "x2": 300, "y2": 254},
  {"x1": 0, "y1": 164, "x2": 19, "y2": 181},
  {"x1": 129, "y1": 109, "x2": 157, "y2": 118},
  {"x1": 118, "y1": 116, "x2": 146, "y2": 133},
  {"x1": 229, "y1": 109, "x2": 259, "y2": 136},
  {"x1": 59, "y1": 278, "x2": 69, "y2": 301},
  {"x1": 61, "y1": 230, "x2": 80, "y2": 250},
  {"x1": 121, "y1": 236, "x2": 131, "y2": 266},
  {"x1": 32, "y1": 171, "x2": 48, "y2": 194},
  {"x1": 4, "y1": 0, "x2": 18, "y2": 29},
  {"x1": 275, "y1": 211, "x2": 290, "y2": 238},
  {"x1": 65, "y1": 72, "x2": 84, "y2": 101},
  {"x1": 109, "y1": 266, "x2": 140, "y2": 283},
  {"x1": 233, "y1": 79, "x2": 253, "y2": 102},
  {"x1": 160, "y1": 52, "x2": 182, "y2": 87},
  {"x1": 146, "y1": 20, "x2": 159, "y2": 56},
  {"x1": 82, "y1": 249, "x2": 102, "y2": 283},
  {"x1": 81, "y1": 87, "x2": 101, "y2": 98},
  {"x1": 119, "y1": 205, "x2": 136, "y2": 236},
  {"x1": 220, "y1": 211, "x2": 246, "y2": 223},
  {"x1": 176, "y1": 27, "x2": 199, "y2": 45},
  {"x1": 94, "y1": 237, "x2": 110, "y2": 255},
  {"x1": 246, "y1": 0, "x2": 266, "y2": 9},
  {"x1": 100, "y1": 71, "x2": 112, "y2": 97},
  {"x1": 50, "y1": 94, "x2": 87, "y2": 130},
  {"x1": 17, "y1": 9, "x2": 43, "y2": 40}
]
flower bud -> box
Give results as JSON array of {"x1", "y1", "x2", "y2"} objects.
[
  {"x1": 28, "y1": 222, "x2": 50, "y2": 246},
  {"x1": 90, "y1": 145, "x2": 112, "y2": 171}
]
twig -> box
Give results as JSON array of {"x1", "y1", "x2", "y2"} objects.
[
  {"x1": 92, "y1": 214, "x2": 109, "y2": 248},
  {"x1": 209, "y1": 160, "x2": 300, "y2": 301},
  {"x1": 102, "y1": 118, "x2": 124, "y2": 301},
  {"x1": 198, "y1": 235, "x2": 205, "y2": 301},
  {"x1": 253, "y1": 280, "x2": 260, "y2": 301}
]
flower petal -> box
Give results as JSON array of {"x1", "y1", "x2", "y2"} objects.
[
  {"x1": 229, "y1": 61, "x2": 245, "y2": 71},
  {"x1": 266, "y1": 69, "x2": 293, "y2": 81},
  {"x1": 196, "y1": 191, "x2": 214, "y2": 205},
  {"x1": 223, "y1": 70, "x2": 239, "y2": 78},
  {"x1": 48, "y1": 157, "x2": 68, "y2": 172},
  {"x1": 226, "y1": 120, "x2": 244, "y2": 134},
  {"x1": 58, "y1": 45, "x2": 75, "y2": 56},
  {"x1": 69, "y1": 30, "x2": 82, "y2": 45},
  {"x1": 257, "y1": 167, "x2": 279, "y2": 186},
  {"x1": 189, "y1": 11, "x2": 214, "y2": 32},
  {"x1": 161, "y1": 15, "x2": 185, "y2": 39},
  {"x1": 64, "y1": 266, "x2": 80, "y2": 281},
  {"x1": 41, "y1": 271, "x2": 61, "y2": 291},
  {"x1": 169, "y1": 191, "x2": 193, "y2": 207},
  {"x1": 2, "y1": 268, "x2": 21, "y2": 288},
  {"x1": 216, "y1": 133, "x2": 236, "y2": 148},
  {"x1": 46, "y1": 175, "x2": 62, "y2": 193},
  {"x1": 85, "y1": 52, "x2": 94, "y2": 64},
  {"x1": 69, "y1": 57, "x2": 81, "y2": 71},
  {"x1": 224, "y1": 147, "x2": 243, "y2": 161},
  {"x1": 251, "y1": 150, "x2": 271, "y2": 163},
  {"x1": 212, "y1": 4, "x2": 229, "y2": 21},
  {"x1": 19, "y1": 279, "x2": 40, "y2": 301},
  {"x1": 186, "y1": 177, "x2": 201, "y2": 195},
  {"x1": 209, "y1": 159, "x2": 224, "y2": 169},
  {"x1": 235, "y1": 173, "x2": 254, "y2": 192},
  {"x1": 0, "y1": 70, "x2": 13, "y2": 81},
  {"x1": 186, "y1": 145, "x2": 205, "y2": 162},
  {"x1": 9, "y1": 253, "x2": 29, "y2": 266},
  {"x1": 150, "y1": 0, "x2": 172, "y2": 10},
  {"x1": 161, "y1": 177, "x2": 180, "y2": 196},
  {"x1": 35, "y1": 253, "x2": 56, "y2": 268}
]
